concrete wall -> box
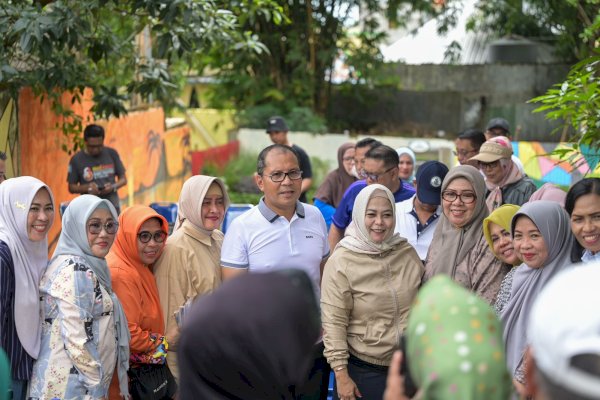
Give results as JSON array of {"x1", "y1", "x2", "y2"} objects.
[{"x1": 329, "y1": 63, "x2": 570, "y2": 141}]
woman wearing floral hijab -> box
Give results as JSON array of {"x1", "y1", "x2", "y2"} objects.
[
  {"x1": 0, "y1": 177, "x2": 54, "y2": 399},
  {"x1": 153, "y1": 175, "x2": 230, "y2": 380},
  {"x1": 322, "y1": 184, "x2": 423, "y2": 400},
  {"x1": 29, "y1": 195, "x2": 129, "y2": 399}
]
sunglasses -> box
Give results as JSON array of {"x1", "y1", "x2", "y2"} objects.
[{"x1": 87, "y1": 221, "x2": 119, "y2": 235}]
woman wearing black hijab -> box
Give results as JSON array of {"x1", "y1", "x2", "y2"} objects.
[{"x1": 178, "y1": 270, "x2": 320, "y2": 400}]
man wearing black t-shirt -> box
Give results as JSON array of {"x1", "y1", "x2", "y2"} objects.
[
  {"x1": 265, "y1": 116, "x2": 313, "y2": 203},
  {"x1": 67, "y1": 124, "x2": 127, "y2": 214}
]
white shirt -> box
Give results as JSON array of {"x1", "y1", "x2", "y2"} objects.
[
  {"x1": 582, "y1": 250, "x2": 600, "y2": 264},
  {"x1": 394, "y1": 195, "x2": 441, "y2": 261},
  {"x1": 221, "y1": 198, "x2": 330, "y2": 297}
]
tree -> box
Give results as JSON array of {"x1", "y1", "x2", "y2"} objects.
[
  {"x1": 0, "y1": 0, "x2": 282, "y2": 151},
  {"x1": 200, "y1": 0, "x2": 398, "y2": 126}
]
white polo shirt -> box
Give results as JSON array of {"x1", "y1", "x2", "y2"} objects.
[
  {"x1": 394, "y1": 195, "x2": 441, "y2": 261},
  {"x1": 221, "y1": 199, "x2": 330, "y2": 297}
]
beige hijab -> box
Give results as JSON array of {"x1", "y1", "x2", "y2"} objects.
[
  {"x1": 338, "y1": 184, "x2": 405, "y2": 255},
  {"x1": 174, "y1": 175, "x2": 230, "y2": 234},
  {"x1": 427, "y1": 165, "x2": 489, "y2": 277}
]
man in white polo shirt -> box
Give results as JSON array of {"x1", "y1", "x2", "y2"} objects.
[
  {"x1": 221, "y1": 143, "x2": 330, "y2": 400},
  {"x1": 395, "y1": 160, "x2": 448, "y2": 262}
]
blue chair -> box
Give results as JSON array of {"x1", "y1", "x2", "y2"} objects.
[
  {"x1": 149, "y1": 202, "x2": 178, "y2": 234},
  {"x1": 222, "y1": 204, "x2": 253, "y2": 234},
  {"x1": 60, "y1": 201, "x2": 70, "y2": 217}
]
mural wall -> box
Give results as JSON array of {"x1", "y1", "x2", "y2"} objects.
[
  {"x1": 514, "y1": 141, "x2": 600, "y2": 187},
  {"x1": 18, "y1": 88, "x2": 193, "y2": 248}
]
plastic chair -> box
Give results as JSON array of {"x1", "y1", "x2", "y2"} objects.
[
  {"x1": 149, "y1": 202, "x2": 178, "y2": 234},
  {"x1": 222, "y1": 204, "x2": 253, "y2": 234},
  {"x1": 60, "y1": 201, "x2": 70, "y2": 217}
]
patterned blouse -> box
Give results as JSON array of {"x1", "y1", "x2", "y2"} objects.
[{"x1": 29, "y1": 255, "x2": 117, "y2": 400}]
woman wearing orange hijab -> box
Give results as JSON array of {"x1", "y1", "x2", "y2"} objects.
[{"x1": 107, "y1": 206, "x2": 177, "y2": 399}]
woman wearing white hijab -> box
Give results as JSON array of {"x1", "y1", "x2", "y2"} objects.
[
  {"x1": 500, "y1": 201, "x2": 575, "y2": 388},
  {"x1": 0, "y1": 177, "x2": 54, "y2": 400},
  {"x1": 321, "y1": 184, "x2": 423, "y2": 400},
  {"x1": 153, "y1": 175, "x2": 230, "y2": 380},
  {"x1": 29, "y1": 195, "x2": 130, "y2": 399}
]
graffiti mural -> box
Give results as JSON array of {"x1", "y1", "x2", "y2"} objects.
[
  {"x1": 18, "y1": 88, "x2": 192, "y2": 248},
  {"x1": 514, "y1": 141, "x2": 600, "y2": 187}
]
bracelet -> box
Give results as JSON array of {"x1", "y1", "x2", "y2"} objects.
[{"x1": 87, "y1": 185, "x2": 93, "y2": 193}]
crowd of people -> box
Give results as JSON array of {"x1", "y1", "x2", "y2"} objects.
[{"x1": 0, "y1": 116, "x2": 599, "y2": 400}]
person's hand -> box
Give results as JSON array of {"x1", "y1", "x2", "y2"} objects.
[
  {"x1": 166, "y1": 324, "x2": 180, "y2": 346},
  {"x1": 384, "y1": 351, "x2": 410, "y2": 400},
  {"x1": 335, "y1": 368, "x2": 362, "y2": 400},
  {"x1": 99, "y1": 183, "x2": 114, "y2": 195},
  {"x1": 87, "y1": 182, "x2": 100, "y2": 195}
]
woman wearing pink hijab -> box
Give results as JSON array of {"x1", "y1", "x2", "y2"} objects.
[{"x1": 0, "y1": 177, "x2": 55, "y2": 399}]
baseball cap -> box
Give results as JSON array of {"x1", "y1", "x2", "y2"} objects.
[
  {"x1": 266, "y1": 116, "x2": 289, "y2": 133},
  {"x1": 415, "y1": 161, "x2": 449, "y2": 205},
  {"x1": 528, "y1": 262, "x2": 600, "y2": 399},
  {"x1": 486, "y1": 117, "x2": 510, "y2": 134},
  {"x1": 468, "y1": 136, "x2": 513, "y2": 163}
]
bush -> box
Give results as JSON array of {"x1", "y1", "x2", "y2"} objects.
[{"x1": 237, "y1": 105, "x2": 327, "y2": 133}]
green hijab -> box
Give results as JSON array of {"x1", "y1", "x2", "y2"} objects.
[
  {"x1": 406, "y1": 276, "x2": 511, "y2": 400},
  {"x1": 482, "y1": 204, "x2": 520, "y2": 263}
]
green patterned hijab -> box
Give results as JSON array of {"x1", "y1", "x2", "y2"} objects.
[{"x1": 406, "y1": 276, "x2": 511, "y2": 399}]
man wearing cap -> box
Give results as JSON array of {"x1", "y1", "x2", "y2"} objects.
[
  {"x1": 266, "y1": 116, "x2": 313, "y2": 202},
  {"x1": 394, "y1": 161, "x2": 449, "y2": 262},
  {"x1": 485, "y1": 117, "x2": 525, "y2": 173},
  {"x1": 469, "y1": 136, "x2": 535, "y2": 211},
  {"x1": 524, "y1": 263, "x2": 600, "y2": 400}
]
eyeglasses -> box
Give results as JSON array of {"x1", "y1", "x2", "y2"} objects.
[
  {"x1": 342, "y1": 157, "x2": 355, "y2": 162},
  {"x1": 360, "y1": 166, "x2": 396, "y2": 182},
  {"x1": 478, "y1": 160, "x2": 500, "y2": 170},
  {"x1": 87, "y1": 221, "x2": 119, "y2": 234},
  {"x1": 442, "y1": 191, "x2": 477, "y2": 204},
  {"x1": 453, "y1": 149, "x2": 477, "y2": 157},
  {"x1": 138, "y1": 231, "x2": 167, "y2": 244},
  {"x1": 263, "y1": 170, "x2": 303, "y2": 182}
]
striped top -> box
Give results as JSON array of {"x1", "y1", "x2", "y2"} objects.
[{"x1": 0, "y1": 240, "x2": 34, "y2": 380}]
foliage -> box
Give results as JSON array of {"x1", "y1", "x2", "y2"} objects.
[
  {"x1": 530, "y1": 51, "x2": 600, "y2": 164},
  {"x1": 200, "y1": 0, "x2": 405, "y2": 126},
  {"x1": 0, "y1": 0, "x2": 282, "y2": 152},
  {"x1": 237, "y1": 104, "x2": 327, "y2": 133}
]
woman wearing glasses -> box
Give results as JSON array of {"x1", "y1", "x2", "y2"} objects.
[
  {"x1": 153, "y1": 175, "x2": 229, "y2": 380},
  {"x1": 107, "y1": 205, "x2": 176, "y2": 399},
  {"x1": 29, "y1": 195, "x2": 129, "y2": 400},
  {"x1": 424, "y1": 165, "x2": 510, "y2": 304}
]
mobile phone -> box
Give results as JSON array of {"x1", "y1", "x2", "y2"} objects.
[{"x1": 398, "y1": 335, "x2": 418, "y2": 397}]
